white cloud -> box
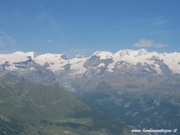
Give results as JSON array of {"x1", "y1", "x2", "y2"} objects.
[
  {"x1": 154, "y1": 20, "x2": 166, "y2": 25},
  {"x1": 36, "y1": 11, "x2": 48, "y2": 20},
  {"x1": 45, "y1": 39, "x2": 54, "y2": 43},
  {"x1": 155, "y1": 43, "x2": 167, "y2": 48},
  {"x1": 0, "y1": 31, "x2": 17, "y2": 53},
  {"x1": 38, "y1": 38, "x2": 43, "y2": 42},
  {"x1": 134, "y1": 39, "x2": 167, "y2": 48},
  {"x1": 134, "y1": 39, "x2": 153, "y2": 47},
  {"x1": 38, "y1": 39, "x2": 54, "y2": 43},
  {"x1": 153, "y1": 17, "x2": 167, "y2": 25}
]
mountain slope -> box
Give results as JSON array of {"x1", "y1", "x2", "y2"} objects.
[
  {"x1": 80, "y1": 74, "x2": 180, "y2": 134},
  {"x1": 0, "y1": 74, "x2": 140, "y2": 135}
]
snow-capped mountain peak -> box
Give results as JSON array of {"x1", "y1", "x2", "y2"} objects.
[
  {"x1": 137, "y1": 48, "x2": 148, "y2": 56},
  {"x1": 115, "y1": 49, "x2": 132, "y2": 57},
  {"x1": 91, "y1": 51, "x2": 113, "y2": 60},
  {"x1": 75, "y1": 54, "x2": 84, "y2": 59}
]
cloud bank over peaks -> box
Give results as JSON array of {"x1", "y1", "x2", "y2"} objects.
[{"x1": 134, "y1": 39, "x2": 167, "y2": 48}]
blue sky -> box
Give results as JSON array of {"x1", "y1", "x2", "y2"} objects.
[{"x1": 0, "y1": 0, "x2": 180, "y2": 58}]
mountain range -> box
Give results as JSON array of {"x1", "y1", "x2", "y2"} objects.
[{"x1": 0, "y1": 49, "x2": 180, "y2": 92}]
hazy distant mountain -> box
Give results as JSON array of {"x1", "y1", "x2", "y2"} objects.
[{"x1": 81, "y1": 74, "x2": 180, "y2": 134}]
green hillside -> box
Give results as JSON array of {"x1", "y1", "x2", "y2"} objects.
[{"x1": 0, "y1": 73, "x2": 140, "y2": 135}]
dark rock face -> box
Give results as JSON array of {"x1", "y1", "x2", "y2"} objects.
[
  {"x1": 62, "y1": 64, "x2": 71, "y2": 72},
  {"x1": 13, "y1": 56, "x2": 35, "y2": 66},
  {"x1": 0, "y1": 57, "x2": 58, "y2": 87},
  {"x1": 0, "y1": 62, "x2": 9, "y2": 72},
  {"x1": 43, "y1": 62, "x2": 50, "y2": 68},
  {"x1": 146, "y1": 56, "x2": 172, "y2": 77},
  {"x1": 83, "y1": 55, "x2": 113, "y2": 69},
  {"x1": 20, "y1": 67, "x2": 58, "y2": 87},
  {"x1": 83, "y1": 65, "x2": 106, "y2": 79},
  {"x1": 113, "y1": 61, "x2": 136, "y2": 73},
  {"x1": 159, "y1": 63, "x2": 172, "y2": 77},
  {"x1": 60, "y1": 54, "x2": 68, "y2": 60},
  {"x1": 83, "y1": 56, "x2": 100, "y2": 68}
]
